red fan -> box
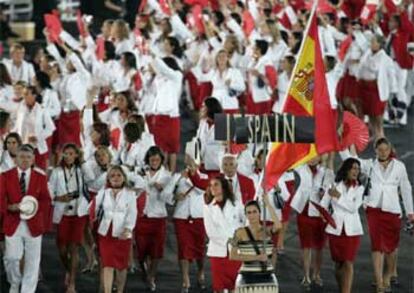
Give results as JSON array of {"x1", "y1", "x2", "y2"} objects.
[
  {"x1": 339, "y1": 111, "x2": 369, "y2": 153},
  {"x1": 229, "y1": 142, "x2": 247, "y2": 155}
]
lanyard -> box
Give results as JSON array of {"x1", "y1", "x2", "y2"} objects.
[{"x1": 63, "y1": 166, "x2": 80, "y2": 194}]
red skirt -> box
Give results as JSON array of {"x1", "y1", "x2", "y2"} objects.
[
  {"x1": 185, "y1": 71, "x2": 202, "y2": 111},
  {"x1": 56, "y1": 111, "x2": 81, "y2": 147},
  {"x1": 359, "y1": 80, "x2": 386, "y2": 116},
  {"x1": 98, "y1": 227, "x2": 132, "y2": 270},
  {"x1": 336, "y1": 73, "x2": 360, "y2": 102},
  {"x1": 210, "y1": 256, "x2": 241, "y2": 291},
  {"x1": 174, "y1": 218, "x2": 206, "y2": 260},
  {"x1": 57, "y1": 215, "x2": 88, "y2": 246},
  {"x1": 146, "y1": 115, "x2": 180, "y2": 154},
  {"x1": 245, "y1": 93, "x2": 273, "y2": 114},
  {"x1": 135, "y1": 217, "x2": 167, "y2": 260},
  {"x1": 297, "y1": 209, "x2": 326, "y2": 249},
  {"x1": 366, "y1": 207, "x2": 401, "y2": 253},
  {"x1": 328, "y1": 231, "x2": 361, "y2": 262}
]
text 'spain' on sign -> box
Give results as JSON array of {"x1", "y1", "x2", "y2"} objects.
[{"x1": 214, "y1": 113, "x2": 315, "y2": 144}]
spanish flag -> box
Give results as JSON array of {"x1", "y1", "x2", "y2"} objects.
[{"x1": 264, "y1": 1, "x2": 338, "y2": 191}]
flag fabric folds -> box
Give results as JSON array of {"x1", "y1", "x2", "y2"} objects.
[{"x1": 264, "y1": 1, "x2": 338, "y2": 191}]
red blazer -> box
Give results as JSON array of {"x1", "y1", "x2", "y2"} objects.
[
  {"x1": 0, "y1": 167, "x2": 51, "y2": 237},
  {"x1": 189, "y1": 171, "x2": 255, "y2": 204}
]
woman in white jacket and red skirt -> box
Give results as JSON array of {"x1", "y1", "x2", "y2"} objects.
[
  {"x1": 90, "y1": 165, "x2": 137, "y2": 293},
  {"x1": 135, "y1": 146, "x2": 171, "y2": 291},
  {"x1": 49, "y1": 144, "x2": 89, "y2": 293},
  {"x1": 320, "y1": 158, "x2": 364, "y2": 293},
  {"x1": 203, "y1": 176, "x2": 245, "y2": 293}
]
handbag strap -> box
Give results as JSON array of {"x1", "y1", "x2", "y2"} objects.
[{"x1": 244, "y1": 227, "x2": 261, "y2": 256}]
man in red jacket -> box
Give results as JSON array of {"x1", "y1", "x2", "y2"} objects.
[
  {"x1": 188, "y1": 154, "x2": 256, "y2": 205},
  {"x1": 0, "y1": 144, "x2": 51, "y2": 293}
]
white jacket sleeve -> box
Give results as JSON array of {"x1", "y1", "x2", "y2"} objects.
[
  {"x1": 124, "y1": 193, "x2": 138, "y2": 231},
  {"x1": 229, "y1": 68, "x2": 246, "y2": 92},
  {"x1": 46, "y1": 44, "x2": 67, "y2": 74},
  {"x1": 170, "y1": 14, "x2": 193, "y2": 42},
  {"x1": 152, "y1": 57, "x2": 182, "y2": 81},
  {"x1": 226, "y1": 18, "x2": 245, "y2": 42},
  {"x1": 48, "y1": 169, "x2": 60, "y2": 199},
  {"x1": 46, "y1": 89, "x2": 62, "y2": 118},
  {"x1": 399, "y1": 164, "x2": 413, "y2": 215},
  {"x1": 60, "y1": 30, "x2": 82, "y2": 51}
]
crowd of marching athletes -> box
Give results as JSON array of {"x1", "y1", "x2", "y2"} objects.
[{"x1": 0, "y1": 0, "x2": 414, "y2": 292}]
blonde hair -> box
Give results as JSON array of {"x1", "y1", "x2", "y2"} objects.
[
  {"x1": 113, "y1": 19, "x2": 130, "y2": 41},
  {"x1": 106, "y1": 165, "x2": 129, "y2": 188}
]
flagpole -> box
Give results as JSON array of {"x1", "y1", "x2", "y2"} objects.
[{"x1": 279, "y1": 0, "x2": 319, "y2": 112}]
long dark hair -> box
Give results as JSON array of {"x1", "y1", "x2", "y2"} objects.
[
  {"x1": 335, "y1": 158, "x2": 361, "y2": 184},
  {"x1": 205, "y1": 176, "x2": 236, "y2": 206},
  {"x1": 204, "y1": 97, "x2": 223, "y2": 120},
  {"x1": 3, "y1": 132, "x2": 22, "y2": 151},
  {"x1": 144, "y1": 146, "x2": 165, "y2": 166},
  {"x1": 92, "y1": 122, "x2": 111, "y2": 146},
  {"x1": 35, "y1": 71, "x2": 52, "y2": 90},
  {"x1": 121, "y1": 52, "x2": 137, "y2": 69},
  {"x1": 0, "y1": 63, "x2": 12, "y2": 87},
  {"x1": 166, "y1": 36, "x2": 183, "y2": 59}
]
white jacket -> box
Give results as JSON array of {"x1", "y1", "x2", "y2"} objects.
[
  {"x1": 162, "y1": 173, "x2": 204, "y2": 219},
  {"x1": 57, "y1": 53, "x2": 91, "y2": 111},
  {"x1": 357, "y1": 49, "x2": 397, "y2": 102},
  {"x1": 117, "y1": 138, "x2": 155, "y2": 172},
  {"x1": 320, "y1": 182, "x2": 364, "y2": 236},
  {"x1": 361, "y1": 158, "x2": 413, "y2": 215},
  {"x1": 82, "y1": 159, "x2": 108, "y2": 193},
  {"x1": 49, "y1": 166, "x2": 90, "y2": 223},
  {"x1": 151, "y1": 57, "x2": 183, "y2": 117},
  {"x1": 195, "y1": 119, "x2": 225, "y2": 171},
  {"x1": 196, "y1": 67, "x2": 246, "y2": 110},
  {"x1": 13, "y1": 102, "x2": 55, "y2": 154},
  {"x1": 290, "y1": 164, "x2": 335, "y2": 216},
  {"x1": 203, "y1": 199, "x2": 245, "y2": 257},
  {"x1": 248, "y1": 55, "x2": 274, "y2": 103},
  {"x1": 41, "y1": 88, "x2": 61, "y2": 119},
  {"x1": 0, "y1": 150, "x2": 15, "y2": 172},
  {"x1": 93, "y1": 188, "x2": 137, "y2": 238},
  {"x1": 142, "y1": 167, "x2": 172, "y2": 218},
  {"x1": 2, "y1": 59, "x2": 35, "y2": 84}
]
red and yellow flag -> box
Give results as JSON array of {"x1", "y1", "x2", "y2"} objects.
[{"x1": 264, "y1": 2, "x2": 338, "y2": 191}]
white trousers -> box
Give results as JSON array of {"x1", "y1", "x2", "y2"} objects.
[{"x1": 3, "y1": 221, "x2": 42, "y2": 293}]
